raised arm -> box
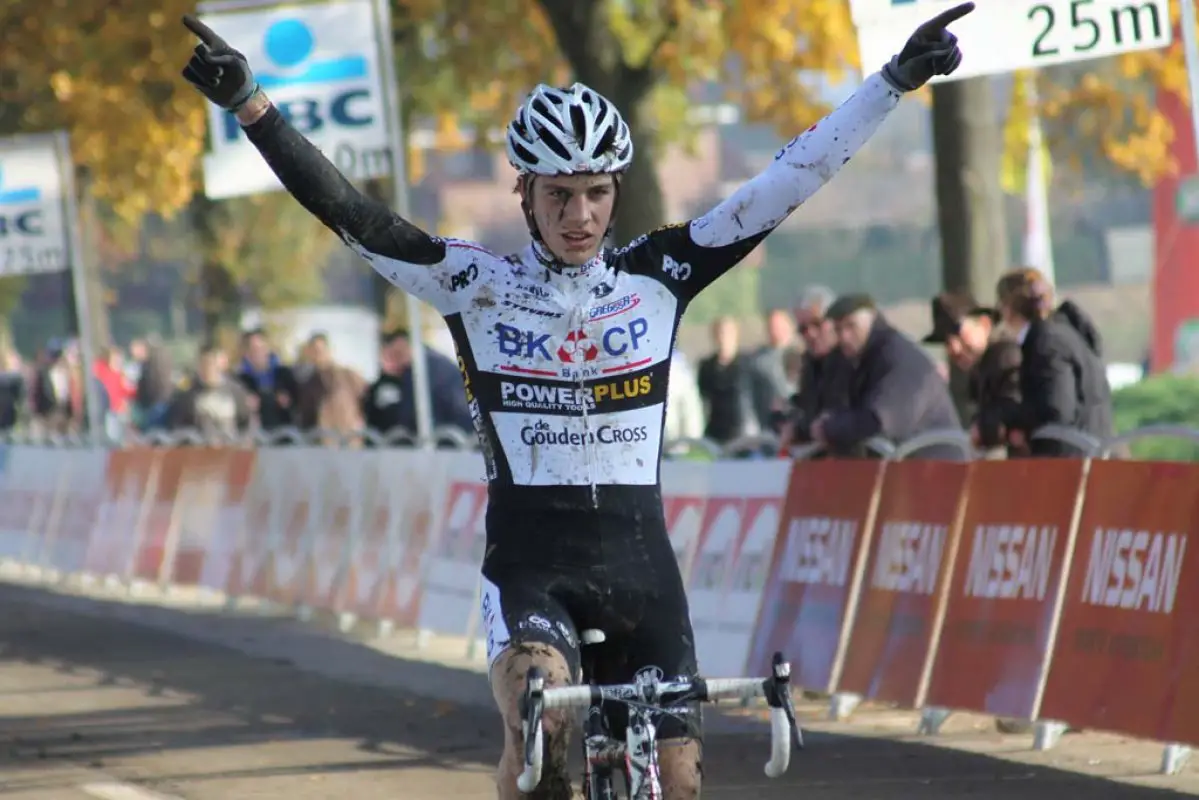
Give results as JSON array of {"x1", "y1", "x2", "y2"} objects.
[
  {"x1": 690, "y1": 73, "x2": 900, "y2": 250},
  {"x1": 635, "y1": 3, "x2": 975, "y2": 301},
  {"x1": 180, "y1": 15, "x2": 475, "y2": 315}
]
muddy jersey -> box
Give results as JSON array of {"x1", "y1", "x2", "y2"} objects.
[{"x1": 242, "y1": 73, "x2": 902, "y2": 514}]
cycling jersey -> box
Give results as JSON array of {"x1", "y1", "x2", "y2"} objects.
[{"x1": 243, "y1": 73, "x2": 901, "y2": 516}]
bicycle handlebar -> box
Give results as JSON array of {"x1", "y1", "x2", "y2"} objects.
[{"x1": 517, "y1": 652, "x2": 801, "y2": 793}]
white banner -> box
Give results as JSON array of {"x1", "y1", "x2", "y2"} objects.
[
  {"x1": 684, "y1": 460, "x2": 789, "y2": 678},
  {"x1": 0, "y1": 136, "x2": 70, "y2": 275},
  {"x1": 200, "y1": 0, "x2": 393, "y2": 200},
  {"x1": 853, "y1": 0, "x2": 1171, "y2": 83}
]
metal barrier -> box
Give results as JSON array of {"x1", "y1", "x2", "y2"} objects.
[
  {"x1": 7, "y1": 423, "x2": 1199, "y2": 465},
  {"x1": 4, "y1": 422, "x2": 1196, "y2": 462},
  {"x1": 1102, "y1": 424, "x2": 1199, "y2": 459},
  {"x1": 1030, "y1": 424, "x2": 1104, "y2": 456}
]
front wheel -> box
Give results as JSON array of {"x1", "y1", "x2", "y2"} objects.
[{"x1": 584, "y1": 764, "x2": 619, "y2": 800}]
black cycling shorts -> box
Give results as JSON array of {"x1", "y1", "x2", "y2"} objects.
[{"x1": 480, "y1": 503, "x2": 701, "y2": 741}]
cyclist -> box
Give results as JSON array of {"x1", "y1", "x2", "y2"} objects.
[{"x1": 181, "y1": 4, "x2": 972, "y2": 797}]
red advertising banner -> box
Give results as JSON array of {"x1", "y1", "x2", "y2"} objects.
[
  {"x1": 924, "y1": 459, "x2": 1085, "y2": 720},
  {"x1": 837, "y1": 461, "x2": 971, "y2": 707},
  {"x1": 746, "y1": 459, "x2": 884, "y2": 691},
  {"x1": 1041, "y1": 460, "x2": 1199, "y2": 741}
]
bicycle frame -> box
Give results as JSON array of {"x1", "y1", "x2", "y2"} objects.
[{"x1": 581, "y1": 682, "x2": 668, "y2": 798}]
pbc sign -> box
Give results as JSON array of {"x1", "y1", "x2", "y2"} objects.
[
  {"x1": 0, "y1": 137, "x2": 70, "y2": 275},
  {"x1": 215, "y1": 14, "x2": 377, "y2": 143},
  {"x1": 199, "y1": 0, "x2": 391, "y2": 200},
  {"x1": 0, "y1": 211, "x2": 41, "y2": 237}
]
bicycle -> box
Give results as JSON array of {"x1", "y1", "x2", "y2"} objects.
[{"x1": 518, "y1": 628, "x2": 803, "y2": 798}]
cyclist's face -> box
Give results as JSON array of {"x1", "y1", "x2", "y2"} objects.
[{"x1": 527, "y1": 174, "x2": 616, "y2": 265}]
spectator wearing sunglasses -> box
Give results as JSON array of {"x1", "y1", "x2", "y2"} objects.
[{"x1": 779, "y1": 285, "x2": 852, "y2": 455}]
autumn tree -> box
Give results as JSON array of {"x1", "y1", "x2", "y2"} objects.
[
  {"x1": 999, "y1": 1, "x2": 1188, "y2": 186},
  {"x1": 394, "y1": 0, "x2": 860, "y2": 245},
  {"x1": 0, "y1": 1, "x2": 338, "y2": 340}
]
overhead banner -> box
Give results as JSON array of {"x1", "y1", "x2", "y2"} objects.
[
  {"x1": 851, "y1": 0, "x2": 1171, "y2": 84},
  {"x1": 0, "y1": 135, "x2": 70, "y2": 275},
  {"x1": 199, "y1": 0, "x2": 392, "y2": 200}
]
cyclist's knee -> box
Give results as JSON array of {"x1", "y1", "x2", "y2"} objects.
[
  {"x1": 658, "y1": 738, "x2": 702, "y2": 800},
  {"x1": 492, "y1": 641, "x2": 575, "y2": 737}
]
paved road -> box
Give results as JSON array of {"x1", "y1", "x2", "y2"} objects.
[{"x1": 0, "y1": 581, "x2": 1195, "y2": 800}]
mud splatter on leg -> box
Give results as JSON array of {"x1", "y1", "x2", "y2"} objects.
[
  {"x1": 657, "y1": 738, "x2": 702, "y2": 799},
  {"x1": 492, "y1": 643, "x2": 576, "y2": 800}
]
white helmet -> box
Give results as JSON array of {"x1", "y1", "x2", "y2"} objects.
[{"x1": 506, "y1": 82, "x2": 633, "y2": 176}]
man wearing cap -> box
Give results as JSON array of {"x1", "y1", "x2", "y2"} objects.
[
  {"x1": 924, "y1": 290, "x2": 1022, "y2": 453},
  {"x1": 810, "y1": 293, "x2": 961, "y2": 458}
]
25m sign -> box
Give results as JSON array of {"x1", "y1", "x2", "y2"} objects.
[
  {"x1": 851, "y1": 0, "x2": 1171, "y2": 84},
  {"x1": 1028, "y1": 0, "x2": 1167, "y2": 59}
]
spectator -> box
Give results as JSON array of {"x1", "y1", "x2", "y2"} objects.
[
  {"x1": 32, "y1": 339, "x2": 83, "y2": 435},
  {"x1": 124, "y1": 338, "x2": 149, "y2": 386},
  {"x1": 697, "y1": 316, "x2": 754, "y2": 445},
  {"x1": 814, "y1": 294, "x2": 962, "y2": 459},
  {"x1": 922, "y1": 290, "x2": 1022, "y2": 455},
  {"x1": 167, "y1": 344, "x2": 252, "y2": 440},
  {"x1": 664, "y1": 349, "x2": 705, "y2": 444},
  {"x1": 0, "y1": 346, "x2": 26, "y2": 432},
  {"x1": 781, "y1": 285, "x2": 852, "y2": 454},
  {"x1": 93, "y1": 346, "x2": 136, "y2": 438},
  {"x1": 746, "y1": 308, "x2": 801, "y2": 434},
  {"x1": 362, "y1": 329, "x2": 473, "y2": 442},
  {"x1": 134, "y1": 340, "x2": 175, "y2": 432},
  {"x1": 994, "y1": 268, "x2": 1112, "y2": 457},
  {"x1": 292, "y1": 336, "x2": 318, "y2": 384},
  {"x1": 295, "y1": 332, "x2": 368, "y2": 443},
  {"x1": 236, "y1": 328, "x2": 298, "y2": 431}
]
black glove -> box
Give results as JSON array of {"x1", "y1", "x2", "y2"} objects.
[
  {"x1": 181, "y1": 15, "x2": 259, "y2": 112},
  {"x1": 882, "y1": 1, "x2": 973, "y2": 92}
]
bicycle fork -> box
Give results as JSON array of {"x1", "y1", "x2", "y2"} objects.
[{"x1": 583, "y1": 710, "x2": 620, "y2": 800}]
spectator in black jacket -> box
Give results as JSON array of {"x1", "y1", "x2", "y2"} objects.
[
  {"x1": 781, "y1": 285, "x2": 852, "y2": 454},
  {"x1": 0, "y1": 347, "x2": 25, "y2": 432},
  {"x1": 923, "y1": 291, "x2": 1023, "y2": 454},
  {"x1": 994, "y1": 268, "x2": 1112, "y2": 457},
  {"x1": 362, "y1": 329, "x2": 473, "y2": 443},
  {"x1": 816, "y1": 294, "x2": 963, "y2": 459},
  {"x1": 236, "y1": 328, "x2": 298, "y2": 431},
  {"x1": 697, "y1": 316, "x2": 755, "y2": 444}
]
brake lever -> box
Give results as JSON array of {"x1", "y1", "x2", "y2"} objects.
[
  {"x1": 767, "y1": 652, "x2": 804, "y2": 751},
  {"x1": 522, "y1": 667, "x2": 546, "y2": 767},
  {"x1": 780, "y1": 687, "x2": 804, "y2": 750}
]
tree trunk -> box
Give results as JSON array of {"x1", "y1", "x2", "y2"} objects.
[
  {"x1": 533, "y1": 0, "x2": 665, "y2": 246},
  {"x1": 190, "y1": 195, "x2": 240, "y2": 345},
  {"x1": 610, "y1": 93, "x2": 665, "y2": 246},
  {"x1": 931, "y1": 77, "x2": 1010, "y2": 418},
  {"x1": 74, "y1": 170, "x2": 113, "y2": 349}
]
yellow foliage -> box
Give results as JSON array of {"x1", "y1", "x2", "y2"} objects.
[
  {"x1": 1021, "y1": 0, "x2": 1187, "y2": 186},
  {"x1": 0, "y1": 0, "x2": 206, "y2": 225},
  {"x1": 397, "y1": 0, "x2": 860, "y2": 149}
]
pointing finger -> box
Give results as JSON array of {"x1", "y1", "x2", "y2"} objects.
[
  {"x1": 182, "y1": 14, "x2": 227, "y2": 49},
  {"x1": 918, "y1": 1, "x2": 975, "y2": 34}
]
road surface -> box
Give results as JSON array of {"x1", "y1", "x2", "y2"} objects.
[{"x1": 0, "y1": 580, "x2": 1195, "y2": 799}]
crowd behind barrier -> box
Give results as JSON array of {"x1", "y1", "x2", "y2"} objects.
[{"x1": 1, "y1": 424, "x2": 1198, "y2": 775}]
